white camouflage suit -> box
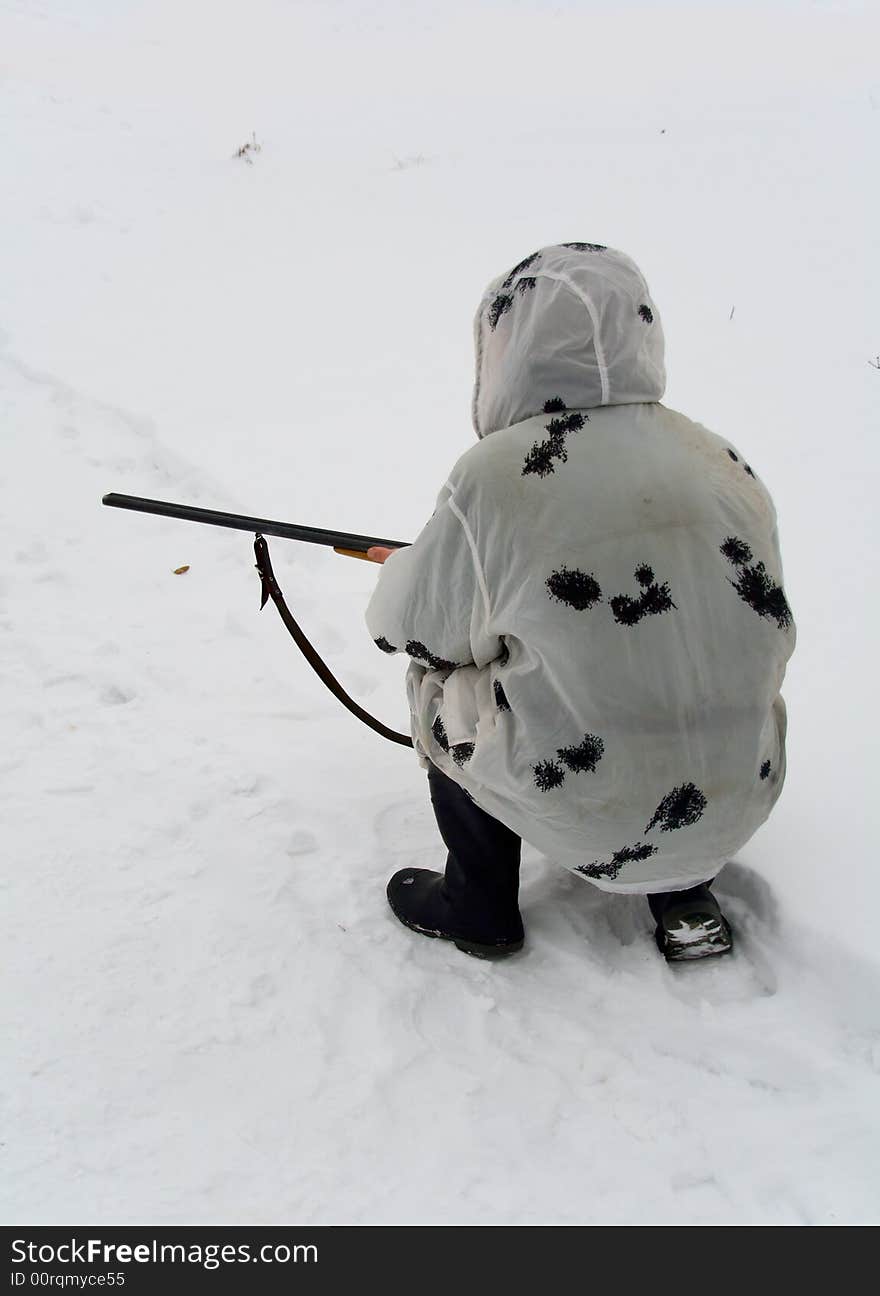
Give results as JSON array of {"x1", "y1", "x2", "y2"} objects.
[{"x1": 366, "y1": 244, "x2": 795, "y2": 893}]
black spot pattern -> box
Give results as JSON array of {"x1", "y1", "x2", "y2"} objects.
[
  {"x1": 501, "y1": 251, "x2": 541, "y2": 288},
  {"x1": 431, "y1": 714, "x2": 449, "y2": 752},
  {"x1": 546, "y1": 566, "x2": 603, "y2": 611},
  {"x1": 486, "y1": 251, "x2": 542, "y2": 330},
  {"x1": 645, "y1": 782, "x2": 707, "y2": 834},
  {"x1": 558, "y1": 733, "x2": 605, "y2": 774},
  {"x1": 576, "y1": 841, "x2": 658, "y2": 881},
  {"x1": 406, "y1": 640, "x2": 460, "y2": 671},
  {"x1": 373, "y1": 636, "x2": 397, "y2": 654},
  {"x1": 543, "y1": 397, "x2": 568, "y2": 413},
  {"x1": 562, "y1": 242, "x2": 607, "y2": 252},
  {"x1": 720, "y1": 537, "x2": 792, "y2": 631},
  {"x1": 498, "y1": 641, "x2": 510, "y2": 666},
  {"x1": 638, "y1": 304, "x2": 654, "y2": 323},
  {"x1": 432, "y1": 715, "x2": 474, "y2": 765},
  {"x1": 522, "y1": 412, "x2": 587, "y2": 478},
  {"x1": 609, "y1": 564, "x2": 676, "y2": 626},
  {"x1": 493, "y1": 680, "x2": 511, "y2": 711},
  {"x1": 726, "y1": 446, "x2": 758, "y2": 479},
  {"x1": 760, "y1": 759, "x2": 771, "y2": 780},
  {"x1": 720, "y1": 535, "x2": 752, "y2": 565},
  {"x1": 533, "y1": 759, "x2": 566, "y2": 791},
  {"x1": 487, "y1": 292, "x2": 514, "y2": 330},
  {"x1": 534, "y1": 732, "x2": 605, "y2": 790},
  {"x1": 486, "y1": 269, "x2": 538, "y2": 329}
]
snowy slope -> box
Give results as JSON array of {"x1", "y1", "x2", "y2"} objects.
[{"x1": 3, "y1": 0, "x2": 879, "y2": 1225}]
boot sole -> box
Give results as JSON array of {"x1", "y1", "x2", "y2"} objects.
[
  {"x1": 655, "y1": 914, "x2": 734, "y2": 963},
  {"x1": 389, "y1": 907, "x2": 524, "y2": 959}
]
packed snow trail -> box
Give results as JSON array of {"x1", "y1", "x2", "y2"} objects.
[{"x1": 3, "y1": 355, "x2": 879, "y2": 1224}]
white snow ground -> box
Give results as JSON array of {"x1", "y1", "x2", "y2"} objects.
[{"x1": 3, "y1": 0, "x2": 880, "y2": 1225}]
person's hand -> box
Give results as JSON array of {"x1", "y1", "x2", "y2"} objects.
[{"x1": 366, "y1": 546, "x2": 398, "y2": 564}]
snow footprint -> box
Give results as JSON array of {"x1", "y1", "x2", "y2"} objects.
[
  {"x1": 100, "y1": 683, "x2": 136, "y2": 706},
  {"x1": 373, "y1": 797, "x2": 438, "y2": 868},
  {"x1": 286, "y1": 828, "x2": 319, "y2": 857}
]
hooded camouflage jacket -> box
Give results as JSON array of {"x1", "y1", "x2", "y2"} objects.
[{"x1": 366, "y1": 243, "x2": 794, "y2": 892}]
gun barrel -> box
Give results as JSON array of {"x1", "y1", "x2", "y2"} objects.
[{"x1": 102, "y1": 493, "x2": 409, "y2": 552}]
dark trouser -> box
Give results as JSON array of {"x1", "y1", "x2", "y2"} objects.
[
  {"x1": 428, "y1": 762, "x2": 714, "y2": 929},
  {"x1": 427, "y1": 762, "x2": 522, "y2": 934},
  {"x1": 647, "y1": 883, "x2": 716, "y2": 923}
]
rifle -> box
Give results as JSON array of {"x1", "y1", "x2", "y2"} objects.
[
  {"x1": 102, "y1": 493, "x2": 408, "y2": 558},
  {"x1": 102, "y1": 492, "x2": 414, "y2": 747}
]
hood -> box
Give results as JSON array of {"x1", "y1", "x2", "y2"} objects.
[{"x1": 472, "y1": 243, "x2": 666, "y2": 438}]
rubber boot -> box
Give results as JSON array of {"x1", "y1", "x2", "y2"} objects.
[
  {"x1": 648, "y1": 882, "x2": 733, "y2": 962},
  {"x1": 386, "y1": 763, "x2": 524, "y2": 958}
]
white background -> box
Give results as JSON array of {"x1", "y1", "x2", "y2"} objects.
[{"x1": 3, "y1": 0, "x2": 879, "y2": 1224}]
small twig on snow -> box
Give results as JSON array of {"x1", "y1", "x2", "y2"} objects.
[
  {"x1": 391, "y1": 153, "x2": 426, "y2": 171},
  {"x1": 234, "y1": 132, "x2": 262, "y2": 164}
]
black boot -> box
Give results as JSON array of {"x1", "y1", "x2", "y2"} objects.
[
  {"x1": 648, "y1": 882, "x2": 733, "y2": 962},
  {"x1": 387, "y1": 869, "x2": 524, "y2": 956},
  {"x1": 386, "y1": 763, "x2": 524, "y2": 958}
]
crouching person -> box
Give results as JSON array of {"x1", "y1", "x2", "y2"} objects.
[{"x1": 365, "y1": 243, "x2": 795, "y2": 963}]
